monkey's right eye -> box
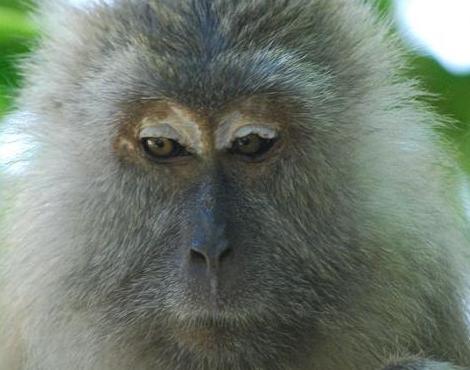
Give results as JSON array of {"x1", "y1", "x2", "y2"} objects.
[{"x1": 141, "y1": 137, "x2": 191, "y2": 162}]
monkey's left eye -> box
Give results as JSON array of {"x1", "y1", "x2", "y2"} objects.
[
  {"x1": 141, "y1": 137, "x2": 191, "y2": 162},
  {"x1": 230, "y1": 134, "x2": 277, "y2": 160}
]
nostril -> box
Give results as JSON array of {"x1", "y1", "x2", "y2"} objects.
[
  {"x1": 219, "y1": 247, "x2": 233, "y2": 261},
  {"x1": 190, "y1": 249, "x2": 207, "y2": 265},
  {"x1": 189, "y1": 245, "x2": 232, "y2": 267}
]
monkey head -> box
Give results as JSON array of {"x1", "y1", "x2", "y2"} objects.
[{"x1": 1, "y1": 1, "x2": 421, "y2": 369}]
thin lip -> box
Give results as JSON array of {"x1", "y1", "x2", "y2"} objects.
[{"x1": 165, "y1": 302, "x2": 267, "y2": 334}]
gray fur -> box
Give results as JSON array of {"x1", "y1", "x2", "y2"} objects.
[{"x1": 1, "y1": 0, "x2": 470, "y2": 369}]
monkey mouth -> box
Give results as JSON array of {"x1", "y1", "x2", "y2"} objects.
[
  {"x1": 168, "y1": 311, "x2": 255, "y2": 351},
  {"x1": 172, "y1": 322, "x2": 237, "y2": 351}
]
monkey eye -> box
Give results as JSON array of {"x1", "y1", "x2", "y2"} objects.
[
  {"x1": 229, "y1": 134, "x2": 277, "y2": 160},
  {"x1": 141, "y1": 137, "x2": 191, "y2": 162}
]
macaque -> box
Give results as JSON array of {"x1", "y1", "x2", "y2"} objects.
[{"x1": 1, "y1": 0, "x2": 469, "y2": 369}]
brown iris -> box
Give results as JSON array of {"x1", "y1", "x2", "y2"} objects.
[
  {"x1": 230, "y1": 134, "x2": 276, "y2": 159},
  {"x1": 141, "y1": 137, "x2": 190, "y2": 161}
]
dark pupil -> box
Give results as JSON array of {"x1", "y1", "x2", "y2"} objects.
[
  {"x1": 154, "y1": 139, "x2": 166, "y2": 148},
  {"x1": 239, "y1": 137, "x2": 252, "y2": 146},
  {"x1": 233, "y1": 134, "x2": 275, "y2": 157},
  {"x1": 142, "y1": 137, "x2": 189, "y2": 160}
]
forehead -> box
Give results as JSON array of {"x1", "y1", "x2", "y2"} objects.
[
  {"x1": 135, "y1": 97, "x2": 288, "y2": 128},
  {"x1": 66, "y1": 1, "x2": 340, "y2": 126}
]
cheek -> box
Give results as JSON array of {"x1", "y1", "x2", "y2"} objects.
[
  {"x1": 229, "y1": 200, "x2": 356, "y2": 311},
  {"x1": 62, "y1": 172, "x2": 187, "y2": 302},
  {"x1": 229, "y1": 162, "x2": 352, "y2": 259}
]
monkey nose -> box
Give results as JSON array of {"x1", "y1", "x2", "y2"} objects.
[{"x1": 189, "y1": 238, "x2": 233, "y2": 270}]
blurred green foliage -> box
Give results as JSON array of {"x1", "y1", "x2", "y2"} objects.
[
  {"x1": 412, "y1": 56, "x2": 470, "y2": 171},
  {"x1": 0, "y1": 0, "x2": 470, "y2": 168},
  {"x1": 0, "y1": 0, "x2": 36, "y2": 113}
]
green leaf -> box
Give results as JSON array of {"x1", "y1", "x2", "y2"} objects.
[{"x1": 0, "y1": 6, "x2": 37, "y2": 42}]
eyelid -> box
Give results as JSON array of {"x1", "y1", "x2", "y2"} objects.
[
  {"x1": 233, "y1": 125, "x2": 278, "y2": 141},
  {"x1": 139, "y1": 124, "x2": 190, "y2": 148},
  {"x1": 216, "y1": 124, "x2": 279, "y2": 150}
]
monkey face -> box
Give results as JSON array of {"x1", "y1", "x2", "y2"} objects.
[
  {"x1": 5, "y1": 1, "x2": 377, "y2": 367},
  {"x1": 5, "y1": 1, "x2": 469, "y2": 369},
  {"x1": 53, "y1": 90, "x2": 361, "y2": 366},
  {"x1": 23, "y1": 51, "x2": 365, "y2": 367},
  {"x1": 113, "y1": 98, "x2": 289, "y2": 311}
]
